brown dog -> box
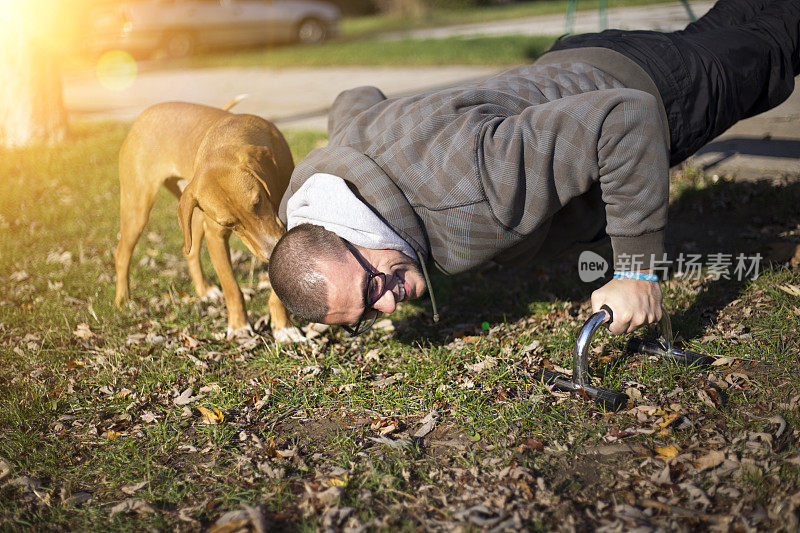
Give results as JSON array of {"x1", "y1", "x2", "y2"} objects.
[{"x1": 114, "y1": 99, "x2": 305, "y2": 343}]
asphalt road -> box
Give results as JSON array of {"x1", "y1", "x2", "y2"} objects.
[
  {"x1": 381, "y1": 1, "x2": 714, "y2": 40},
  {"x1": 64, "y1": 65, "x2": 504, "y2": 129}
]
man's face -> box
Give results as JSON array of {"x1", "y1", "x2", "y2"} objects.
[{"x1": 319, "y1": 245, "x2": 426, "y2": 327}]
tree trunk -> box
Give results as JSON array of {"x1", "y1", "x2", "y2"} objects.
[{"x1": 0, "y1": 2, "x2": 68, "y2": 148}]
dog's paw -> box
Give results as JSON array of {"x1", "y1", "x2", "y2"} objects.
[
  {"x1": 302, "y1": 323, "x2": 330, "y2": 340},
  {"x1": 274, "y1": 326, "x2": 307, "y2": 344},
  {"x1": 201, "y1": 286, "x2": 224, "y2": 301},
  {"x1": 252, "y1": 313, "x2": 271, "y2": 333},
  {"x1": 226, "y1": 324, "x2": 256, "y2": 341}
]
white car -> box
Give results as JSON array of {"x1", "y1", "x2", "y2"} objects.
[{"x1": 87, "y1": 0, "x2": 341, "y2": 58}]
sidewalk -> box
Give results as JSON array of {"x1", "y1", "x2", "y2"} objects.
[
  {"x1": 692, "y1": 83, "x2": 800, "y2": 179},
  {"x1": 382, "y1": 1, "x2": 714, "y2": 40},
  {"x1": 63, "y1": 65, "x2": 504, "y2": 130}
]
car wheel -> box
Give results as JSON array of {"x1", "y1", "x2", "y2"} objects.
[
  {"x1": 163, "y1": 32, "x2": 195, "y2": 58},
  {"x1": 296, "y1": 18, "x2": 326, "y2": 44}
]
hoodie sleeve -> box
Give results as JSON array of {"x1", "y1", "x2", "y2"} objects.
[
  {"x1": 480, "y1": 88, "x2": 669, "y2": 270},
  {"x1": 328, "y1": 86, "x2": 387, "y2": 140}
]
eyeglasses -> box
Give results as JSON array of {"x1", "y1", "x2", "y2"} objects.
[{"x1": 340, "y1": 239, "x2": 387, "y2": 336}]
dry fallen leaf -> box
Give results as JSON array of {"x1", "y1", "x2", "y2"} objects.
[
  {"x1": 658, "y1": 413, "x2": 680, "y2": 429},
  {"x1": 465, "y1": 356, "x2": 498, "y2": 373},
  {"x1": 121, "y1": 481, "x2": 148, "y2": 495},
  {"x1": 624, "y1": 387, "x2": 643, "y2": 402},
  {"x1": 276, "y1": 447, "x2": 297, "y2": 459},
  {"x1": 173, "y1": 388, "x2": 195, "y2": 406},
  {"x1": 655, "y1": 444, "x2": 680, "y2": 459},
  {"x1": 413, "y1": 410, "x2": 439, "y2": 438},
  {"x1": 322, "y1": 475, "x2": 349, "y2": 488},
  {"x1": 711, "y1": 357, "x2": 735, "y2": 366},
  {"x1": 65, "y1": 492, "x2": 92, "y2": 506},
  {"x1": 368, "y1": 435, "x2": 411, "y2": 449},
  {"x1": 141, "y1": 411, "x2": 158, "y2": 424},
  {"x1": 0, "y1": 460, "x2": 10, "y2": 482},
  {"x1": 520, "y1": 438, "x2": 545, "y2": 452},
  {"x1": 46, "y1": 250, "x2": 73, "y2": 266},
  {"x1": 370, "y1": 417, "x2": 400, "y2": 435},
  {"x1": 208, "y1": 519, "x2": 249, "y2": 533},
  {"x1": 698, "y1": 389, "x2": 721, "y2": 409},
  {"x1": 73, "y1": 323, "x2": 93, "y2": 340},
  {"x1": 768, "y1": 415, "x2": 787, "y2": 439},
  {"x1": 199, "y1": 383, "x2": 221, "y2": 394},
  {"x1": 651, "y1": 465, "x2": 672, "y2": 485},
  {"x1": 315, "y1": 486, "x2": 343, "y2": 506},
  {"x1": 110, "y1": 499, "x2": 155, "y2": 515},
  {"x1": 10, "y1": 270, "x2": 29, "y2": 282},
  {"x1": 196, "y1": 406, "x2": 224, "y2": 425},
  {"x1": 778, "y1": 284, "x2": 800, "y2": 297},
  {"x1": 694, "y1": 450, "x2": 725, "y2": 471},
  {"x1": 210, "y1": 504, "x2": 269, "y2": 533}
]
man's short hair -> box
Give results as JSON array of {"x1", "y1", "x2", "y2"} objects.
[{"x1": 268, "y1": 224, "x2": 347, "y2": 323}]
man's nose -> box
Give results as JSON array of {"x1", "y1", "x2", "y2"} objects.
[{"x1": 372, "y1": 289, "x2": 396, "y2": 315}]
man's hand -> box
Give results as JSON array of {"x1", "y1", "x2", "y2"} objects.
[{"x1": 591, "y1": 276, "x2": 662, "y2": 334}]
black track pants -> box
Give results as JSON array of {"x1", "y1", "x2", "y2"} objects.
[{"x1": 548, "y1": 0, "x2": 800, "y2": 166}]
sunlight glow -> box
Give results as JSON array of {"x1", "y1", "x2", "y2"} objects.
[
  {"x1": 0, "y1": 0, "x2": 72, "y2": 52},
  {"x1": 96, "y1": 50, "x2": 138, "y2": 91}
]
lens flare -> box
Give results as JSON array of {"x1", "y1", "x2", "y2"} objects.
[{"x1": 96, "y1": 50, "x2": 137, "y2": 91}]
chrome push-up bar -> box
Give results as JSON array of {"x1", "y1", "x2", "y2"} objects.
[{"x1": 534, "y1": 305, "x2": 714, "y2": 411}]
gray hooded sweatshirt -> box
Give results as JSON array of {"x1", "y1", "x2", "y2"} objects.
[{"x1": 278, "y1": 52, "x2": 670, "y2": 274}]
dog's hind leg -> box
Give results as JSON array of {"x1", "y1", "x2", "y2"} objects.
[
  {"x1": 114, "y1": 169, "x2": 161, "y2": 307},
  {"x1": 204, "y1": 220, "x2": 250, "y2": 336}
]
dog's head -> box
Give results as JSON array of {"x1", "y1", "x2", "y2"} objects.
[{"x1": 177, "y1": 145, "x2": 288, "y2": 262}]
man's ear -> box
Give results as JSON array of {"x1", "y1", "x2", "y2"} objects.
[
  {"x1": 238, "y1": 145, "x2": 282, "y2": 211},
  {"x1": 177, "y1": 180, "x2": 199, "y2": 256}
]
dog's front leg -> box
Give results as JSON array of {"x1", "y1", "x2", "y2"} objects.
[{"x1": 203, "y1": 220, "x2": 252, "y2": 338}]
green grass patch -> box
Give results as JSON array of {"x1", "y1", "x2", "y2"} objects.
[
  {"x1": 167, "y1": 34, "x2": 558, "y2": 70},
  {"x1": 1, "y1": 121, "x2": 799, "y2": 530}
]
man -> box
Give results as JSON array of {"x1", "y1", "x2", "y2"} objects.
[{"x1": 269, "y1": 0, "x2": 799, "y2": 335}]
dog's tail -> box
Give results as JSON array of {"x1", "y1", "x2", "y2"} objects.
[{"x1": 222, "y1": 94, "x2": 249, "y2": 111}]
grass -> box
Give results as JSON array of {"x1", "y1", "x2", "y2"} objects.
[
  {"x1": 0, "y1": 120, "x2": 799, "y2": 530},
  {"x1": 170, "y1": 34, "x2": 558, "y2": 69}
]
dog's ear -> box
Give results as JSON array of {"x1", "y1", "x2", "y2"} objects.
[
  {"x1": 238, "y1": 146, "x2": 282, "y2": 211},
  {"x1": 177, "y1": 180, "x2": 199, "y2": 256}
]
